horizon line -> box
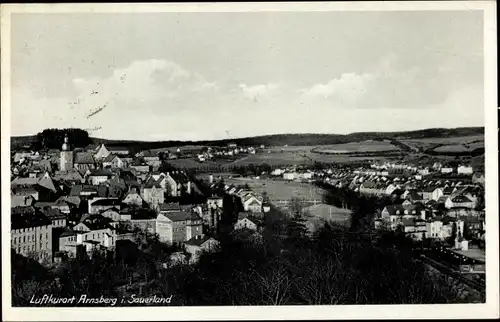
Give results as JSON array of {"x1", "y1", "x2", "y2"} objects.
[{"x1": 10, "y1": 125, "x2": 485, "y2": 143}]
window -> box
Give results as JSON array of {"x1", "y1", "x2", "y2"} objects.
[
  {"x1": 23, "y1": 236, "x2": 26, "y2": 243},
  {"x1": 85, "y1": 235, "x2": 88, "y2": 241},
  {"x1": 46, "y1": 233, "x2": 48, "y2": 239}
]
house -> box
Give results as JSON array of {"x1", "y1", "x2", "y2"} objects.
[
  {"x1": 60, "y1": 215, "x2": 117, "y2": 257},
  {"x1": 445, "y1": 195, "x2": 475, "y2": 209},
  {"x1": 358, "y1": 181, "x2": 385, "y2": 196},
  {"x1": 88, "y1": 169, "x2": 115, "y2": 185},
  {"x1": 425, "y1": 217, "x2": 464, "y2": 240},
  {"x1": 73, "y1": 152, "x2": 96, "y2": 173},
  {"x1": 156, "y1": 211, "x2": 203, "y2": 245},
  {"x1": 142, "y1": 182, "x2": 165, "y2": 212},
  {"x1": 53, "y1": 169, "x2": 85, "y2": 184},
  {"x1": 234, "y1": 213, "x2": 258, "y2": 231},
  {"x1": 126, "y1": 208, "x2": 157, "y2": 234},
  {"x1": 94, "y1": 144, "x2": 131, "y2": 160},
  {"x1": 99, "y1": 208, "x2": 123, "y2": 222},
  {"x1": 239, "y1": 194, "x2": 262, "y2": 213},
  {"x1": 271, "y1": 169, "x2": 284, "y2": 176},
  {"x1": 11, "y1": 206, "x2": 53, "y2": 263},
  {"x1": 122, "y1": 187, "x2": 146, "y2": 207},
  {"x1": 88, "y1": 198, "x2": 121, "y2": 214},
  {"x1": 401, "y1": 218, "x2": 427, "y2": 240},
  {"x1": 283, "y1": 172, "x2": 296, "y2": 181},
  {"x1": 107, "y1": 146, "x2": 131, "y2": 156},
  {"x1": 419, "y1": 187, "x2": 442, "y2": 201},
  {"x1": 159, "y1": 202, "x2": 182, "y2": 213},
  {"x1": 130, "y1": 164, "x2": 150, "y2": 173},
  {"x1": 11, "y1": 171, "x2": 57, "y2": 194},
  {"x1": 102, "y1": 154, "x2": 125, "y2": 169},
  {"x1": 38, "y1": 207, "x2": 67, "y2": 228},
  {"x1": 184, "y1": 235, "x2": 220, "y2": 264},
  {"x1": 142, "y1": 151, "x2": 161, "y2": 168},
  {"x1": 164, "y1": 171, "x2": 192, "y2": 197},
  {"x1": 406, "y1": 190, "x2": 423, "y2": 203},
  {"x1": 441, "y1": 167, "x2": 454, "y2": 174},
  {"x1": 11, "y1": 195, "x2": 36, "y2": 207},
  {"x1": 207, "y1": 196, "x2": 223, "y2": 209},
  {"x1": 457, "y1": 165, "x2": 473, "y2": 175}
]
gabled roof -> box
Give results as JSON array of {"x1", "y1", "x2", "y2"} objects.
[
  {"x1": 78, "y1": 214, "x2": 114, "y2": 231},
  {"x1": 103, "y1": 153, "x2": 119, "y2": 163},
  {"x1": 38, "y1": 206, "x2": 66, "y2": 220},
  {"x1": 161, "y1": 211, "x2": 191, "y2": 222},
  {"x1": 74, "y1": 152, "x2": 95, "y2": 164},
  {"x1": 185, "y1": 235, "x2": 216, "y2": 247},
  {"x1": 89, "y1": 169, "x2": 114, "y2": 177},
  {"x1": 144, "y1": 177, "x2": 161, "y2": 189},
  {"x1": 168, "y1": 171, "x2": 189, "y2": 184},
  {"x1": 11, "y1": 206, "x2": 52, "y2": 230},
  {"x1": 90, "y1": 198, "x2": 121, "y2": 206},
  {"x1": 159, "y1": 202, "x2": 181, "y2": 212},
  {"x1": 451, "y1": 195, "x2": 473, "y2": 203}
]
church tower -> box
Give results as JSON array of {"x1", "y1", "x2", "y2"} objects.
[{"x1": 60, "y1": 134, "x2": 74, "y2": 172}]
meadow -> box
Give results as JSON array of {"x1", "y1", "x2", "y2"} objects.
[
  {"x1": 312, "y1": 140, "x2": 400, "y2": 154},
  {"x1": 223, "y1": 177, "x2": 325, "y2": 202}
]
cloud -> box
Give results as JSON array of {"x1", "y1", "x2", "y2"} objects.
[
  {"x1": 300, "y1": 53, "x2": 460, "y2": 109},
  {"x1": 11, "y1": 59, "x2": 222, "y2": 139},
  {"x1": 238, "y1": 83, "x2": 281, "y2": 100},
  {"x1": 301, "y1": 73, "x2": 373, "y2": 103}
]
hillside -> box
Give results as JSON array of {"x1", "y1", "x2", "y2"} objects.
[{"x1": 11, "y1": 126, "x2": 484, "y2": 151}]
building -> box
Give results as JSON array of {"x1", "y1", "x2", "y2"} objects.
[
  {"x1": 457, "y1": 165, "x2": 474, "y2": 175},
  {"x1": 102, "y1": 154, "x2": 125, "y2": 169},
  {"x1": 60, "y1": 134, "x2": 74, "y2": 172},
  {"x1": 88, "y1": 198, "x2": 121, "y2": 214},
  {"x1": 207, "y1": 196, "x2": 223, "y2": 209},
  {"x1": 234, "y1": 213, "x2": 258, "y2": 231},
  {"x1": 142, "y1": 151, "x2": 161, "y2": 168},
  {"x1": 38, "y1": 206, "x2": 67, "y2": 228},
  {"x1": 283, "y1": 172, "x2": 296, "y2": 180},
  {"x1": 184, "y1": 235, "x2": 220, "y2": 264},
  {"x1": 122, "y1": 187, "x2": 145, "y2": 207},
  {"x1": 241, "y1": 194, "x2": 263, "y2": 212},
  {"x1": 441, "y1": 167, "x2": 454, "y2": 174},
  {"x1": 142, "y1": 182, "x2": 165, "y2": 212},
  {"x1": 156, "y1": 211, "x2": 203, "y2": 245},
  {"x1": 11, "y1": 206, "x2": 53, "y2": 263},
  {"x1": 73, "y1": 152, "x2": 96, "y2": 173},
  {"x1": 60, "y1": 215, "x2": 117, "y2": 257},
  {"x1": 86, "y1": 169, "x2": 114, "y2": 185},
  {"x1": 445, "y1": 195, "x2": 475, "y2": 209}
]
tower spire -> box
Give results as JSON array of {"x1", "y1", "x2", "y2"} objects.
[{"x1": 62, "y1": 133, "x2": 70, "y2": 151}]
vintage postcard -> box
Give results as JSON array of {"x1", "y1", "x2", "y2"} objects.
[{"x1": 1, "y1": 1, "x2": 498, "y2": 321}]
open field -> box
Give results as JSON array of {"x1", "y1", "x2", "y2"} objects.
[
  {"x1": 223, "y1": 177, "x2": 325, "y2": 202},
  {"x1": 303, "y1": 204, "x2": 351, "y2": 225},
  {"x1": 402, "y1": 135, "x2": 484, "y2": 145},
  {"x1": 313, "y1": 140, "x2": 400, "y2": 154}
]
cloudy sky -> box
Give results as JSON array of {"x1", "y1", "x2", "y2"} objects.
[{"x1": 10, "y1": 11, "x2": 484, "y2": 141}]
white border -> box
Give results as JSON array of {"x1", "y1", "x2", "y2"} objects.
[{"x1": 1, "y1": 2, "x2": 498, "y2": 321}]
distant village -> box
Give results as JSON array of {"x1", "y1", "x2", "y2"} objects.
[{"x1": 10, "y1": 135, "x2": 485, "y2": 270}]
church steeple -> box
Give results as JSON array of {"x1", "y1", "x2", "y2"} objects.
[{"x1": 62, "y1": 134, "x2": 70, "y2": 151}]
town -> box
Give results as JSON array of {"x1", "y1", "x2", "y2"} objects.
[{"x1": 10, "y1": 128, "x2": 486, "y2": 305}]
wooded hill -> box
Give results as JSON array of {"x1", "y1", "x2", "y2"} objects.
[{"x1": 11, "y1": 127, "x2": 484, "y2": 151}]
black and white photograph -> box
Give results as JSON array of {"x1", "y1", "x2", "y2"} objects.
[{"x1": 1, "y1": 2, "x2": 498, "y2": 320}]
